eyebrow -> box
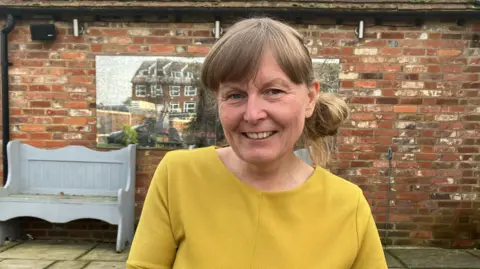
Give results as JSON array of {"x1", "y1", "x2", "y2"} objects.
[
  {"x1": 220, "y1": 78, "x2": 291, "y2": 90},
  {"x1": 262, "y1": 78, "x2": 291, "y2": 89}
]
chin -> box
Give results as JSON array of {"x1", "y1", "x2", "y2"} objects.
[{"x1": 235, "y1": 147, "x2": 282, "y2": 165}]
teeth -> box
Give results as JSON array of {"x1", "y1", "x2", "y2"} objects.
[{"x1": 245, "y1": 132, "x2": 273, "y2": 139}]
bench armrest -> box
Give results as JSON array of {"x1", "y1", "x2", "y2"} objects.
[{"x1": 123, "y1": 144, "x2": 136, "y2": 193}]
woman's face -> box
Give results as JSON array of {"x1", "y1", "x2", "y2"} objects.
[{"x1": 217, "y1": 49, "x2": 319, "y2": 165}]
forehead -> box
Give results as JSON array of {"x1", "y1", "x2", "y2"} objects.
[{"x1": 222, "y1": 51, "x2": 294, "y2": 88}]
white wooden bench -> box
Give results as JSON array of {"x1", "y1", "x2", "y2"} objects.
[{"x1": 0, "y1": 140, "x2": 136, "y2": 252}]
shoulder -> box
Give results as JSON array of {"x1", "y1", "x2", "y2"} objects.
[
  {"x1": 312, "y1": 167, "x2": 373, "y2": 229},
  {"x1": 161, "y1": 146, "x2": 216, "y2": 167},
  {"x1": 314, "y1": 166, "x2": 363, "y2": 199},
  {"x1": 310, "y1": 166, "x2": 368, "y2": 215},
  {"x1": 154, "y1": 146, "x2": 222, "y2": 184}
]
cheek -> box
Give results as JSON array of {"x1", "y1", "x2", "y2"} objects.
[{"x1": 218, "y1": 105, "x2": 238, "y2": 130}]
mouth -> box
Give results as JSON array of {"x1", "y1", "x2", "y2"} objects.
[{"x1": 242, "y1": 131, "x2": 277, "y2": 140}]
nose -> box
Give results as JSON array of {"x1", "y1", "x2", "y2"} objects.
[{"x1": 243, "y1": 94, "x2": 267, "y2": 124}]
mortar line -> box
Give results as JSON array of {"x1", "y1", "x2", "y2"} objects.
[
  {"x1": 74, "y1": 242, "x2": 99, "y2": 260},
  {"x1": 79, "y1": 261, "x2": 92, "y2": 269},
  {"x1": 0, "y1": 241, "x2": 24, "y2": 254},
  {"x1": 43, "y1": 260, "x2": 60, "y2": 269},
  {"x1": 465, "y1": 249, "x2": 480, "y2": 259}
]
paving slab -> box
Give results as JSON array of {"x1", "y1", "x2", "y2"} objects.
[
  {"x1": 80, "y1": 243, "x2": 129, "y2": 261},
  {"x1": 389, "y1": 248, "x2": 480, "y2": 269},
  {"x1": 385, "y1": 251, "x2": 405, "y2": 268},
  {"x1": 0, "y1": 241, "x2": 94, "y2": 261},
  {"x1": 83, "y1": 261, "x2": 126, "y2": 269},
  {"x1": 47, "y1": 261, "x2": 90, "y2": 269},
  {"x1": 0, "y1": 259, "x2": 54, "y2": 269}
]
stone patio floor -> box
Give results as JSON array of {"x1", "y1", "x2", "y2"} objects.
[{"x1": 0, "y1": 240, "x2": 479, "y2": 268}]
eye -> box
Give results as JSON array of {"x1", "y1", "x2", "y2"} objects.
[
  {"x1": 265, "y1": 88, "x2": 284, "y2": 96},
  {"x1": 227, "y1": 93, "x2": 245, "y2": 100}
]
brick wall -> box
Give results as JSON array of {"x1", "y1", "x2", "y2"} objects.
[{"x1": 0, "y1": 15, "x2": 479, "y2": 248}]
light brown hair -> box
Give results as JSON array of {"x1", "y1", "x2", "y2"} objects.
[{"x1": 201, "y1": 17, "x2": 349, "y2": 168}]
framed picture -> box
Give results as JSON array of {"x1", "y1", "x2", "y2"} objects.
[{"x1": 95, "y1": 56, "x2": 340, "y2": 149}]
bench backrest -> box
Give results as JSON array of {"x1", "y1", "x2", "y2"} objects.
[
  {"x1": 294, "y1": 148, "x2": 313, "y2": 165},
  {"x1": 6, "y1": 140, "x2": 136, "y2": 197}
]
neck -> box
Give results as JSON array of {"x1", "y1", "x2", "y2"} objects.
[{"x1": 223, "y1": 147, "x2": 311, "y2": 191}]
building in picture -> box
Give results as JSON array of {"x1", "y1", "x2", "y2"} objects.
[{"x1": 130, "y1": 59, "x2": 199, "y2": 117}]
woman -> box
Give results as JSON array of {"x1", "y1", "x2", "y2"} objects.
[{"x1": 127, "y1": 17, "x2": 387, "y2": 269}]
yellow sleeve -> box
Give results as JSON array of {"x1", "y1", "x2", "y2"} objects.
[
  {"x1": 351, "y1": 188, "x2": 388, "y2": 269},
  {"x1": 126, "y1": 153, "x2": 177, "y2": 269}
]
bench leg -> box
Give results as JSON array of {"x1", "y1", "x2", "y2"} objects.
[
  {"x1": 7, "y1": 219, "x2": 22, "y2": 242},
  {"x1": 116, "y1": 216, "x2": 134, "y2": 253},
  {"x1": 0, "y1": 222, "x2": 5, "y2": 246},
  {"x1": 116, "y1": 219, "x2": 125, "y2": 253},
  {"x1": 0, "y1": 220, "x2": 22, "y2": 245}
]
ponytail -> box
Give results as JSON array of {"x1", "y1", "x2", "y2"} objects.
[{"x1": 303, "y1": 92, "x2": 350, "y2": 168}]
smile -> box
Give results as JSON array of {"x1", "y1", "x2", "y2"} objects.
[{"x1": 243, "y1": 131, "x2": 276, "y2": 140}]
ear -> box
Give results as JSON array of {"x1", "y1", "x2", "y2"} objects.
[{"x1": 305, "y1": 80, "x2": 320, "y2": 118}]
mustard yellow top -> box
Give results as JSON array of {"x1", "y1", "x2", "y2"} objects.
[{"x1": 127, "y1": 147, "x2": 388, "y2": 269}]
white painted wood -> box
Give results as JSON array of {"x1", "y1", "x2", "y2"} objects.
[{"x1": 0, "y1": 140, "x2": 136, "y2": 252}]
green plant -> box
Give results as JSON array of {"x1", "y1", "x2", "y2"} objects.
[{"x1": 122, "y1": 125, "x2": 138, "y2": 146}]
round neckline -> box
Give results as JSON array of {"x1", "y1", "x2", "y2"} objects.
[{"x1": 207, "y1": 146, "x2": 320, "y2": 196}]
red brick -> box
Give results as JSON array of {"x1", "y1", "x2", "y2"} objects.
[
  {"x1": 46, "y1": 109, "x2": 67, "y2": 116},
  {"x1": 151, "y1": 45, "x2": 175, "y2": 53},
  {"x1": 170, "y1": 37, "x2": 192, "y2": 45},
  {"x1": 28, "y1": 85, "x2": 51, "y2": 91},
  {"x1": 30, "y1": 133, "x2": 53, "y2": 140},
  {"x1": 428, "y1": 65, "x2": 441, "y2": 73},
  {"x1": 351, "y1": 113, "x2": 376, "y2": 120},
  {"x1": 61, "y1": 52, "x2": 86, "y2": 60},
  {"x1": 65, "y1": 101, "x2": 88, "y2": 109},
  {"x1": 354, "y1": 81, "x2": 377, "y2": 88},
  {"x1": 380, "y1": 32, "x2": 405, "y2": 39},
  {"x1": 30, "y1": 101, "x2": 51, "y2": 108},
  {"x1": 340, "y1": 48, "x2": 354, "y2": 55},
  {"x1": 380, "y1": 48, "x2": 402, "y2": 55},
  {"x1": 53, "y1": 118, "x2": 65, "y2": 124},
  {"x1": 404, "y1": 49, "x2": 426, "y2": 56},
  {"x1": 69, "y1": 76, "x2": 93, "y2": 84},
  {"x1": 399, "y1": 40, "x2": 423, "y2": 47},
  {"x1": 22, "y1": 109, "x2": 45, "y2": 115},
  {"x1": 23, "y1": 141, "x2": 46, "y2": 147},
  {"x1": 127, "y1": 45, "x2": 149, "y2": 52},
  {"x1": 187, "y1": 46, "x2": 210, "y2": 54},
  {"x1": 64, "y1": 117, "x2": 88, "y2": 125},
  {"x1": 410, "y1": 231, "x2": 432, "y2": 239},
  {"x1": 91, "y1": 44, "x2": 102, "y2": 52},
  {"x1": 340, "y1": 81, "x2": 354, "y2": 88},
  {"x1": 394, "y1": 106, "x2": 417, "y2": 113},
  {"x1": 10, "y1": 133, "x2": 29, "y2": 140},
  {"x1": 20, "y1": 124, "x2": 46, "y2": 132},
  {"x1": 381, "y1": 64, "x2": 402, "y2": 72},
  {"x1": 50, "y1": 69, "x2": 65, "y2": 76},
  {"x1": 438, "y1": 49, "x2": 462, "y2": 57},
  {"x1": 423, "y1": 40, "x2": 443, "y2": 48},
  {"x1": 101, "y1": 29, "x2": 128, "y2": 36},
  {"x1": 350, "y1": 97, "x2": 375, "y2": 104},
  {"x1": 46, "y1": 125, "x2": 69, "y2": 132}
]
